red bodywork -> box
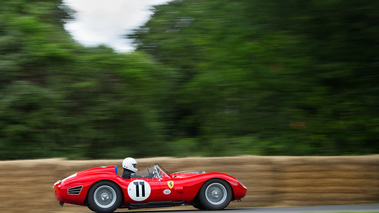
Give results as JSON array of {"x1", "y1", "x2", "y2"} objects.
[{"x1": 54, "y1": 165, "x2": 247, "y2": 208}]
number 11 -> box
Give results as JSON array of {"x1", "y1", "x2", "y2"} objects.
[{"x1": 133, "y1": 181, "x2": 145, "y2": 197}]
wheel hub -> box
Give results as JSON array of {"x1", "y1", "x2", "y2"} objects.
[
  {"x1": 212, "y1": 190, "x2": 219, "y2": 198},
  {"x1": 101, "y1": 193, "x2": 110, "y2": 201}
]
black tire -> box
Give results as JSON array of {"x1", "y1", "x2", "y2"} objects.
[
  {"x1": 87, "y1": 181, "x2": 122, "y2": 213},
  {"x1": 190, "y1": 197, "x2": 206, "y2": 210},
  {"x1": 198, "y1": 179, "x2": 232, "y2": 210}
]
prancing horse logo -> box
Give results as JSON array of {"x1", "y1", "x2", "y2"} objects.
[{"x1": 167, "y1": 181, "x2": 174, "y2": 189}]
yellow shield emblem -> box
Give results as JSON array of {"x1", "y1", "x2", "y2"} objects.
[{"x1": 167, "y1": 181, "x2": 174, "y2": 189}]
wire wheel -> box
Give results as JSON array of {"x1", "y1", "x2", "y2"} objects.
[
  {"x1": 205, "y1": 183, "x2": 228, "y2": 205},
  {"x1": 88, "y1": 181, "x2": 122, "y2": 213},
  {"x1": 94, "y1": 185, "x2": 117, "y2": 209},
  {"x1": 199, "y1": 179, "x2": 232, "y2": 210}
]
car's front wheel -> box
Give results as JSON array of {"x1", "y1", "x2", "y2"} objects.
[
  {"x1": 87, "y1": 181, "x2": 122, "y2": 213},
  {"x1": 198, "y1": 179, "x2": 232, "y2": 210}
]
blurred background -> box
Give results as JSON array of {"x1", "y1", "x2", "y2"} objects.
[{"x1": 0, "y1": 0, "x2": 378, "y2": 160}]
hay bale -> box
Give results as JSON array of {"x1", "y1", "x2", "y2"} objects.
[
  {"x1": 281, "y1": 170, "x2": 378, "y2": 179},
  {"x1": 279, "y1": 192, "x2": 376, "y2": 202},
  {"x1": 279, "y1": 199, "x2": 372, "y2": 206},
  {"x1": 280, "y1": 178, "x2": 377, "y2": 187},
  {"x1": 278, "y1": 185, "x2": 378, "y2": 194},
  {"x1": 272, "y1": 155, "x2": 379, "y2": 166},
  {"x1": 278, "y1": 163, "x2": 377, "y2": 172},
  {"x1": 0, "y1": 155, "x2": 379, "y2": 213}
]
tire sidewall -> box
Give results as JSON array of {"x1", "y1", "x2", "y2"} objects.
[
  {"x1": 198, "y1": 179, "x2": 232, "y2": 210},
  {"x1": 88, "y1": 181, "x2": 122, "y2": 213},
  {"x1": 190, "y1": 197, "x2": 206, "y2": 210}
]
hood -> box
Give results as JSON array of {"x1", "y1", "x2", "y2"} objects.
[
  {"x1": 77, "y1": 165, "x2": 117, "y2": 176},
  {"x1": 54, "y1": 165, "x2": 118, "y2": 188}
]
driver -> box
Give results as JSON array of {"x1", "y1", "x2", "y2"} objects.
[
  {"x1": 122, "y1": 157, "x2": 138, "y2": 179},
  {"x1": 122, "y1": 157, "x2": 156, "y2": 179}
]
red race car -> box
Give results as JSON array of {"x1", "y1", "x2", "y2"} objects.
[{"x1": 53, "y1": 164, "x2": 247, "y2": 213}]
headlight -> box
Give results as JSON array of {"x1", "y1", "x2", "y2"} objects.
[
  {"x1": 52, "y1": 180, "x2": 62, "y2": 188},
  {"x1": 239, "y1": 180, "x2": 247, "y2": 189},
  {"x1": 62, "y1": 173, "x2": 77, "y2": 183}
]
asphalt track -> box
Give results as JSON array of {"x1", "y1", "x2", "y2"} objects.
[{"x1": 116, "y1": 205, "x2": 379, "y2": 213}]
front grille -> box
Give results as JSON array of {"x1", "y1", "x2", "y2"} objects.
[{"x1": 67, "y1": 186, "x2": 82, "y2": 195}]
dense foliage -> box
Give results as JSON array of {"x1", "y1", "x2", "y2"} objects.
[
  {"x1": 130, "y1": 0, "x2": 379, "y2": 156},
  {"x1": 0, "y1": 0, "x2": 378, "y2": 159},
  {"x1": 0, "y1": 0, "x2": 175, "y2": 159}
]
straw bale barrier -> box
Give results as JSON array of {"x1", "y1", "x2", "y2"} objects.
[{"x1": 0, "y1": 155, "x2": 378, "y2": 213}]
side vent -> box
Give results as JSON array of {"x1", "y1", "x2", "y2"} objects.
[{"x1": 68, "y1": 186, "x2": 83, "y2": 195}]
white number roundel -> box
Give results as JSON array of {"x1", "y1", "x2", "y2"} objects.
[{"x1": 127, "y1": 180, "x2": 151, "y2": 201}]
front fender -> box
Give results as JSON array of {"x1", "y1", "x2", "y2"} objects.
[{"x1": 55, "y1": 172, "x2": 123, "y2": 206}]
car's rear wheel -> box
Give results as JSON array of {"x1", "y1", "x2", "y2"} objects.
[
  {"x1": 198, "y1": 179, "x2": 232, "y2": 210},
  {"x1": 87, "y1": 181, "x2": 122, "y2": 213}
]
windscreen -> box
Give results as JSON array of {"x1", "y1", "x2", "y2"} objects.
[{"x1": 132, "y1": 165, "x2": 169, "y2": 179}]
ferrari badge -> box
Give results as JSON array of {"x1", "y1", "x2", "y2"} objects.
[{"x1": 167, "y1": 181, "x2": 174, "y2": 189}]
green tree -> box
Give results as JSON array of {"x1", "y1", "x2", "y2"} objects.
[
  {"x1": 129, "y1": 0, "x2": 379, "y2": 156},
  {"x1": 0, "y1": 0, "x2": 176, "y2": 159}
]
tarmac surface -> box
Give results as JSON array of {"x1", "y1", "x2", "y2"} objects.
[{"x1": 86, "y1": 204, "x2": 379, "y2": 213}]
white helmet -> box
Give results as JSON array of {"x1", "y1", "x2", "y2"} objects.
[{"x1": 122, "y1": 157, "x2": 138, "y2": 173}]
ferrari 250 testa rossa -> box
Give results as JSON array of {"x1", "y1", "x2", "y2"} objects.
[{"x1": 53, "y1": 164, "x2": 247, "y2": 213}]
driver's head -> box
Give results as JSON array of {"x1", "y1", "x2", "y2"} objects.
[{"x1": 122, "y1": 157, "x2": 138, "y2": 173}]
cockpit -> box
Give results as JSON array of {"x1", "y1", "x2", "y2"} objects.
[{"x1": 132, "y1": 164, "x2": 170, "y2": 179}]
